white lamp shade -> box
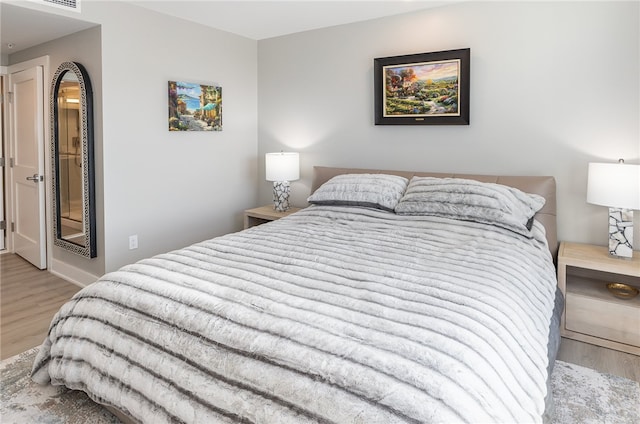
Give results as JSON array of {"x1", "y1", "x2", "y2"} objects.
[
  {"x1": 587, "y1": 162, "x2": 640, "y2": 210},
  {"x1": 265, "y1": 152, "x2": 299, "y2": 182}
]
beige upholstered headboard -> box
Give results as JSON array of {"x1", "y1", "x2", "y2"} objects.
[{"x1": 311, "y1": 166, "x2": 558, "y2": 260}]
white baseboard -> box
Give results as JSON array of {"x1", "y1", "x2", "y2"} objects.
[{"x1": 49, "y1": 258, "x2": 99, "y2": 288}]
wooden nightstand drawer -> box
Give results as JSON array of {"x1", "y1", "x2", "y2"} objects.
[
  {"x1": 566, "y1": 288, "x2": 640, "y2": 347},
  {"x1": 557, "y1": 242, "x2": 640, "y2": 355}
]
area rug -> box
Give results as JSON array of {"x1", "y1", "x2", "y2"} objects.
[
  {"x1": 550, "y1": 360, "x2": 639, "y2": 423},
  {"x1": 1, "y1": 348, "x2": 639, "y2": 423},
  {"x1": 1, "y1": 348, "x2": 120, "y2": 424}
]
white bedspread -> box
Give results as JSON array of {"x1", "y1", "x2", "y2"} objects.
[{"x1": 32, "y1": 205, "x2": 557, "y2": 423}]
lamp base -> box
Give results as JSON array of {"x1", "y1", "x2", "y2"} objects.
[
  {"x1": 608, "y1": 207, "x2": 634, "y2": 258},
  {"x1": 272, "y1": 181, "x2": 291, "y2": 212}
]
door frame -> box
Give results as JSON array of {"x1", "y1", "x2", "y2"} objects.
[
  {"x1": 2, "y1": 56, "x2": 51, "y2": 266},
  {"x1": 1, "y1": 67, "x2": 6, "y2": 251}
]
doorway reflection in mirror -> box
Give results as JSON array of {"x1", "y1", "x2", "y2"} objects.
[{"x1": 57, "y1": 75, "x2": 84, "y2": 244}]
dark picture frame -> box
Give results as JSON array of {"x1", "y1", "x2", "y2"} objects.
[{"x1": 374, "y1": 48, "x2": 470, "y2": 125}]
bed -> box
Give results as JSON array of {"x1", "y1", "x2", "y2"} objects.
[{"x1": 32, "y1": 166, "x2": 563, "y2": 423}]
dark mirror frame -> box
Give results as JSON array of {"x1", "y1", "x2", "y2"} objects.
[{"x1": 51, "y1": 61, "x2": 96, "y2": 258}]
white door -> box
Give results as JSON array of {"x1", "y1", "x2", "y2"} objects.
[{"x1": 9, "y1": 66, "x2": 46, "y2": 269}]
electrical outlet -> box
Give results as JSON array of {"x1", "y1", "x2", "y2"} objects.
[{"x1": 129, "y1": 235, "x2": 138, "y2": 250}]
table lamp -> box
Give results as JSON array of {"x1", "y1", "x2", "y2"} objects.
[
  {"x1": 265, "y1": 152, "x2": 299, "y2": 212},
  {"x1": 587, "y1": 159, "x2": 640, "y2": 258}
]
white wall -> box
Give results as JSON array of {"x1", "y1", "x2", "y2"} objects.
[
  {"x1": 9, "y1": 1, "x2": 259, "y2": 275},
  {"x1": 257, "y1": 1, "x2": 640, "y2": 248},
  {"x1": 92, "y1": 2, "x2": 258, "y2": 271}
]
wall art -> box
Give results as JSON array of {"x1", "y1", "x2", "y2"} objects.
[
  {"x1": 374, "y1": 48, "x2": 470, "y2": 125},
  {"x1": 168, "y1": 81, "x2": 222, "y2": 131}
]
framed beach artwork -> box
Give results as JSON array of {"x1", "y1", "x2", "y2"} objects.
[
  {"x1": 374, "y1": 48, "x2": 470, "y2": 125},
  {"x1": 168, "y1": 81, "x2": 222, "y2": 131}
]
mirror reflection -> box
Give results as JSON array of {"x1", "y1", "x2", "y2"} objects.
[
  {"x1": 51, "y1": 61, "x2": 96, "y2": 258},
  {"x1": 57, "y1": 71, "x2": 84, "y2": 244}
]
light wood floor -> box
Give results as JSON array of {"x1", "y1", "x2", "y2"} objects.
[
  {"x1": 1, "y1": 253, "x2": 639, "y2": 382},
  {"x1": 557, "y1": 337, "x2": 639, "y2": 382},
  {"x1": 1, "y1": 253, "x2": 81, "y2": 359}
]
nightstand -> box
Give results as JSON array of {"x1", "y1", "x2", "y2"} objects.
[
  {"x1": 243, "y1": 205, "x2": 302, "y2": 229},
  {"x1": 557, "y1": 242, "x2": 640, "y2": 355}
]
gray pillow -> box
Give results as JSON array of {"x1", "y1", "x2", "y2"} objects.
[
  {"x1": 307, "y1": 174, "x2": 409, "y2": 212},
  {"x1": 394, "y1": 176, "x2": 545, "y2": 236}
]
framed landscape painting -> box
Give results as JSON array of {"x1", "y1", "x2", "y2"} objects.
[
  {"x1": 374, "y1": 48, "x2": 470, "y2": 125},
  {"x1": 168, "y1": 81, "x2": 222, "y2": 131}
]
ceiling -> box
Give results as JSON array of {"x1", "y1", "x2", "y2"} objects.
[
  {"x1": 130, "y1": 1, "x2": 454, "y2": 40},
  {"x1": 1, "y1": 2, "x2": 98, "y2": 57},
  {"x1": 1, "y1": 1, "x2": 455, "y2": 57}
]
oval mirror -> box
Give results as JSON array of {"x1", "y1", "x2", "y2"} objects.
[{"x1": 51, "y1": 61, "x2": 96, "y2": 258}]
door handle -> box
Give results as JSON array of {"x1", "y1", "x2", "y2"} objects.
[{"x1": 26, "y1": 174, "x2": 43, "y2": 183}]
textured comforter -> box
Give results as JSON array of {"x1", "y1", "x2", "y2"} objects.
[{"x1": 32, "y1": 205, "x2": 558, "y2": 423}]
